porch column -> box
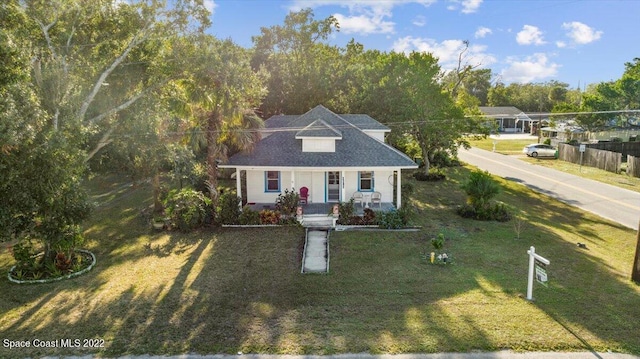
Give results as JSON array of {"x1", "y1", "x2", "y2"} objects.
[
  {"x1": 396, "y1": 169, "x2": 402, "y2": 209},
  {"x1": 291, "y1": 170, "x2": 295, "y2": 191},
  {"x1": 341, "y1": 170, "x2": 346, "y2": 203},
  {"x1": 235, "y1": 169, "x2": 242, "y2": 209}
]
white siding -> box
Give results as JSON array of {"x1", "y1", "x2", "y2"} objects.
[
  {"x1": 295, "y1": 171, "x2": 313, "y2": 202},
  {"x1": 363, "y1": 130, "x2": 387, "y2": 142},
  {"x1": 245, "y1": 169, "x2": 396, "y2": 205},
  {"x1": 344, "y1": 172, "x2": 359, "y2": 201},
  {"x1": 302, "y1": 138, "x2": 336, "y2": 152},
  {"x1": 246, "y1": 170, "x2": 292, "y2": 204},
  {"x1": 311, "y1": 172, "x2": 325, "y2": 203}
]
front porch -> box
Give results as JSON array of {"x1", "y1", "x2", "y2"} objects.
[{"x1": 247, "y1": 202, "x2": 396, "y2": 215}]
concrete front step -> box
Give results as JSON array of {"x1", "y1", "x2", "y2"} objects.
[
  {"x1": 302, "y1": 229, "x2": 329, "y2": 273},
  {"x1": 301, "y1": 215, "x2": 336, "y2": 228}
]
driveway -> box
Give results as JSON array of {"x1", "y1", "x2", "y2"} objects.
[{"x1": 458, "y1": 147, "x2": 640, "y2": 230}]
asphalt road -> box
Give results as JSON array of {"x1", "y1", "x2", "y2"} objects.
[{"x1": 458, "y1": 147, "x2": 640, "y2": 230}]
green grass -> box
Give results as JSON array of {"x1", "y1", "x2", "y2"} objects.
[
  {"x1": 1, "y1": 169, "x2": 639, "y2": 357},
  {"x1": 469, "y1": 138, "x2": 536, "y2": 155},
  {"x1": 470, "y1": 137, "x2": 640, "y2": 193}
]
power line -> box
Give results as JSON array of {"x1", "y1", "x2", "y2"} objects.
[{"x1": 98, "y1": 108, "x2": 640, "y2": 139}]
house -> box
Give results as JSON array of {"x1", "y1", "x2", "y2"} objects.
[
  {"x1": 479, "y1": 106, "x2": 533, "y2": 133},
  {"x1": 219, "y1": 105, "x2": 418, "y2": 211}
]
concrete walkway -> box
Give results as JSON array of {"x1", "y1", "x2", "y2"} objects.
[
  {"x1": 302, "y1": 228, "x2": 329, "y2": 273},
  {"x1": 56, "y1": 351, "x2": 640, "y2": 359}
]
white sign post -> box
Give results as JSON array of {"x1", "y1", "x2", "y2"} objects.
[
  {"x1": 579, "y1": 144, "x2": 586, "y2": 172},
  {"x1": 527, "y1": 246, "x2": 550, "y2": 301}
]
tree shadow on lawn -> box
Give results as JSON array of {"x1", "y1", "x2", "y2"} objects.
[
  {"x1": 1, "y1": 220, "x2": 639, "y2": 357},
  {"x1": 1, "y1": 170, "x2": 639, "y2": 357}
]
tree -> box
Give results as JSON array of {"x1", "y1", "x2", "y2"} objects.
[
  {"x1": 20, "y1": 0, "x2": 210, "y2": 161},
  {"x1": 175, "y1": 36, "x2": 267, "y2": 206},
  {"x1": 0, "y1": 3, "x2": 91, "y2": 268},
  {"x1": 577, "y1": 58, "x2": 640, "y2": 130},
  {"x1": 371, "y1": 51, "x2": 486, "y2": 174},
  {"x1": 251, "y1": 8, "x2": 339, "y2": 117}
]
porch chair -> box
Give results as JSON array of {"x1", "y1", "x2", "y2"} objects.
[
  {"x1": 371, "y1": 191, "x2": 382, "y2": 208},
  {"x1": 352, "y1": 192, "x2": 364, "y2": 207},
  {"x1": 299, "y1": 187, "x2": 309, "y2": 204}
]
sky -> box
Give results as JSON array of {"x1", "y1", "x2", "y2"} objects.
[{"x1": 207, "y1": 0, "x2": 640, "y2": 89}]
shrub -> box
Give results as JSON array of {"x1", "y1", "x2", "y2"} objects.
[
  {"x1": 335, "y1": 199, "x2": 356, "y2": 225},
  {"x1": 363, "y1": 208, "x2": 377, "y2": 225},
  {"x1": 275, "y1": 188, "x2": 300, "y2": 216},
  {"x1": 259, "y1": 209, "x2": 281, "y2": 224},
  {"x1": 431, "y1": 233, "x2": 445, "y2": 250},
  {"x1": 239, "y1": 206, "x2": 260, "y2": 225},
  {"x1": 431, "y1": 150, "x2": 460, "y2": 167},
  {"x1": 164, "y1": 189, "x2": 213, "y2": 231},
  {"x1": 456, "y1": 202, "x2": 512, "y2": 221},
  {"x1": 414, "y1": 167, "x2": 446, "y2": 181},
  {"x1": 12, "y1": 238, "x2": 40, "y2": 272},
  {"x1": 543, "y1": 138, "x2": 551, "y2": 145},
  {"x1": 378, "y1": 209, "x2": 405, "y2": 229},
  {"x1": 400, "y1": 181, "x2": 414, "y2": 205},
  {"x1": 460, "y1": 170, "x2": 501, "y2": 211},
  {"x1": 217, "y1": 192, "x2": 241, "y2": 225}
]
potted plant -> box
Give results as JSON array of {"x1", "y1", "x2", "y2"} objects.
[{"x1": 152, "y1": 215, "x2": 165, "y2": 230}]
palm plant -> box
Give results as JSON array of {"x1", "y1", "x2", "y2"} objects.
[
  {"x1": 172, "y1": 36, "x2": 267, "y2": 206},
  {"x1": 460, "y1": 170, "x2": 501, "y2": 211}
]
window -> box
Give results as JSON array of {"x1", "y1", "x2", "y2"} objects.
[
  {"x1": 265, "y1": 171, "x2": 280, "y2": 192},
  {"x1": 359, "y1": 171, "x2": 374, "y2": 191}
]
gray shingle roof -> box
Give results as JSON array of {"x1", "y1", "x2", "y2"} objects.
[
  {"x1": 295, "y1": 119, "x2": 342, "y2": 138},
  {"x1": 479, "y1": 106, "x2": 525, "y2": 117},
  {"x1": 224, "y1": 105, "x2": 416, "y2": 168}
]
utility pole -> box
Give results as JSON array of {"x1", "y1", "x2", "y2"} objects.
[{"x1": 632, "y1": 218, "x2": 640, "y2": 283}]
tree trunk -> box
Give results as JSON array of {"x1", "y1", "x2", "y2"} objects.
[
  {"x1": 419, "y1": 142, "x2": 432, "y2": 175},
  {"x1": 207, "y1": 109, "x2": 221, "y2": 207},
  {"x1": 152, "y1": 172, "x2": 163, "y2": 214},
  {"x1": 632, "y1": 218, "x2": 640, "y2": 283}
]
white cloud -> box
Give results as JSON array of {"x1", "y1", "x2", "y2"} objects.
[
  {"x1": 413, "y1": 15, "x2": 426, "y2": 27},
  {"x1": 334, "y1": 13, "x2": 395, "y2": 34},
  {"x1": 446, "y1": 0, "x2": 483, "y2": 14},
  {"x1": 289, "y1": 0, "x2": 437, "y2": 35},
  {"x1": 516, "y1": 25, "x2": 546, "y2": 45},
  {"x1": 475, "y1": 26, "x2": 492, "y2": 38},
  {"x1": 204, "y1": 0, "x2": 217, "y2": 14},
  {"x1": 461, "y1": 0, "x2": 483, "y2": 13},
  {"x1": 562, "y1": 21, "x2": 602, "y2": 45},
  {"x1": 556, "y1": 41, "x2": 566, "y2": 48},
  {"x1": 500, "y1": 53, "x2": 559, "y2": 83},
  {"x1": 392, "y1": 36, "x2": 496, "y2": 70}
]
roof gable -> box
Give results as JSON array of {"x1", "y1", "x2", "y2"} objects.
[
  {"x1": 223, "y1": 105, "x2": 417, "y2": 169},
  {"x1": 479, "y1": 106, "x2": 525, "y2": 117},
  {"x1": 295, "y1": 119, "x2": 342, "y2": 139}
]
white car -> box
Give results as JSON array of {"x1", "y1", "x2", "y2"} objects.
[{"x1": 522, "y1": 144, "x2": 556, "y2": 158}]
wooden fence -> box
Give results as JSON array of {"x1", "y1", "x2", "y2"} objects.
[
  {"x1": 628, "y1": 155, "x2": 640, "y2": 178},
  {"x1": 586, "y1": 142, "x2": 640, "y2": 161},
  {"x1": 558, "y1": 143, "x2": 622, "y2": 173}
]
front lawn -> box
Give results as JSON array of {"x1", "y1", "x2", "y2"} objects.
[{"x1": 1, "y1": 168, "x2": 639, "y2": 357}]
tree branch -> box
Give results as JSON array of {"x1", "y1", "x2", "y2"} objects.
[
  {"x1": 77, "y1": 24, "x2": 153, "y2": 122},
  {"x1": 86, "y1": 80, "x2": 167, "y2": 125},
  {"x1": 84, "y1": 127, "x2": 114, "y2": 162}
]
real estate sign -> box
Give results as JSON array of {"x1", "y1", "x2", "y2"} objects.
[{"x1": 535, "y1": 259, "x2": 548, "y2": 287}]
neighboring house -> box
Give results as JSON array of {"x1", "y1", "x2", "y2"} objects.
[
  {"x1": 588, "y1": 127, "x2": 640, "y2": 142},
  {"x1": 219, "y1": 105, "x2": 418, "y2": 209},
  {"x1": 540, "y1": 121, "x2": 586, "y2": 144},
  {"x1": 479, "y1": 106, "x2": 533, "y2": 133}
]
